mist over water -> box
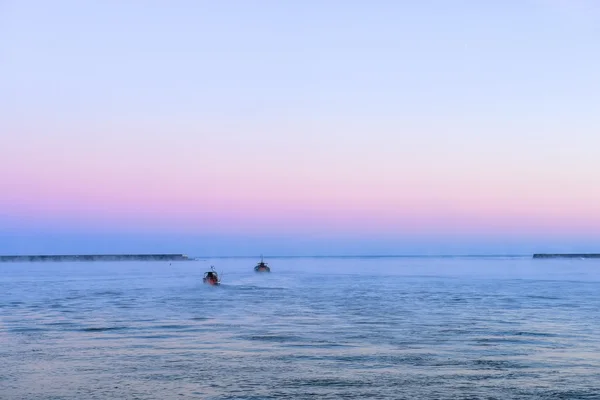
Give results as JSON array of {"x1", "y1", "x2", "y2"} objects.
[{"x1": 2, "y1": 257, "x2": 600, "y2": 399}]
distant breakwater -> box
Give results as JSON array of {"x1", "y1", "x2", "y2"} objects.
[
  {"x1": 0, "y1": 254, "x2": 191, "y2": 262},
  {"x1": 533, "y1": 254, "x2": 600, "y2": 259}
]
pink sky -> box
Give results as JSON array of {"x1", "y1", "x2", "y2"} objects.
[
  {"x1": 2, "y1": 1, "x2": 600, "y2": 254},
  {"x1": 4, "y1": 149, "x2": 600, "y2": 238}
]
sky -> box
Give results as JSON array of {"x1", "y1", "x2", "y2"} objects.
[{"x1": 1, "y1": 1, "x2": 599, "y2": 256}]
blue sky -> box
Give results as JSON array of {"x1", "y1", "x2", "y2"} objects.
[{"x1": 1, "y1": 1, "x2": 599, "y2": 255}]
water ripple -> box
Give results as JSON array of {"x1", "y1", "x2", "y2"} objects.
[{"x1": 2, "y1": 258, "x2": 600, "y2": 399}]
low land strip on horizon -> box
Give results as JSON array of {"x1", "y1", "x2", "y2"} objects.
[
  {"x1": 0, "y1": 254, "x2": 191, "y2": 262},
  {"x1": 532, "y1": 254, "x2": 600, "y2": 259}
]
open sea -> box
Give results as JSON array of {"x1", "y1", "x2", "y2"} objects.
[{"x1": 2, "y1": 256, "x2": 600, "y2": 399}]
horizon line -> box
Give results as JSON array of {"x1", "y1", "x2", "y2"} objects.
[{"x1": 194, "y1": 254, "x2": 533, "y2": 259}]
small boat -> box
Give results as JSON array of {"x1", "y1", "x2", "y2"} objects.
[
  {"x1": 203, "y1": 266, "x2": 221, "y2": 285},
  {"x1": 254, "y1": 256, "x2": 271, "y2": 273}
]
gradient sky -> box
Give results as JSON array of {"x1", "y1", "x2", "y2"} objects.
[{"x1": 1, "y1": 1, "x2": 599, "y2": 255}]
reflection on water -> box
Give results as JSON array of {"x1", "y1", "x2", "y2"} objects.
[{"x1": 1, "y1": 257, "x2": 600, "y2": 399}]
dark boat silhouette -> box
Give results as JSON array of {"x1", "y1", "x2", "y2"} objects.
[
  {"x1": 254, "y1": 256, "x2": 271, "y2": 273},
  {"x1": 203, "y1": 266, "x2": 221, "y2": 285}
]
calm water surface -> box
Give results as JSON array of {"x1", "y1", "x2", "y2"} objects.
[{"x1": 2, "y1": 257, "x2": 600, "y2": 399}]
